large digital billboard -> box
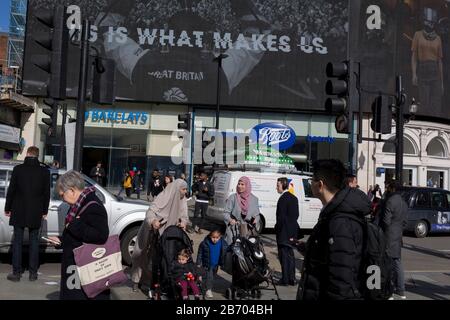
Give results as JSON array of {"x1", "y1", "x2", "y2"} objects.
[{"x1": 23, "y1": 0, "x2": 349, "y2": 110}]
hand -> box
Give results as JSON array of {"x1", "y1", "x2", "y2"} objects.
[
  {"x1": 152, "y1": 219, "x2": 161, "y2": 229},
  {"x1": 412, "y1": 74, "x2": 418, "y2": 86},
  {"x1": 230, "y1": 219, "x2": 237, "y2": 226},
  {"x1": 203, "y1": 188, "x2": 208, "y2": 192},
  {"x1": 42, "y1": 215, "x2": 47, "y2": 220},
  {"x1": 4, "y1": 211, "x2": 11, "y2": 217},
  {"x1": 46, "y1": 236, "x2": 62, "y2": 246}
]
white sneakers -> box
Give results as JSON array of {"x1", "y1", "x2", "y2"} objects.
[
  {"x1": 388, "y1": 295, "x2": 407, "y2": 300},
  {"x1": 206, "y1": 290, "x2": 214, "y2": 298}
]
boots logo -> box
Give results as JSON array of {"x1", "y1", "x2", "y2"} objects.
[{"x1": 250, "y1": 123, "x2": 296, "y2": 150}]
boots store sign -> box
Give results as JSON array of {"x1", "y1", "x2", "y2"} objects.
[
  {"x1": 23, "y1": 0, "x2": 350, "y2": 111},
  {"x1": 250, "y1": 123, "x2": 296, "y2": 151}
]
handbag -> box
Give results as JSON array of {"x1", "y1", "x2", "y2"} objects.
[{"x1": 72, "y1": 201, "x2": 128, "y2": 298}]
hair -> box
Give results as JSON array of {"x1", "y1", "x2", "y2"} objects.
[
  {"x1": 97, "y1": 161, "x2": 102, "y2": 165},
  {"x1": 209, "y1": 230, "x2": 222, "y2": 238},
  {"x1": 277, "y1": 177, "x2": 289, "y2": 190},
  {"x1": 165, "y1": 175, "x2": 174, "y2": 183},
  {"x1": 345, "y1": 173, "x2": 357, "y2": 185},
  {"x1": 26, "y1": 146, "x2": 39, "y2": 157},
  {"x1": 56, "y1": 170, "x2": 86, "y2": 193},
  {"x1": 178, "y1": 249, "x2": 191, "y2": 259},
  {"x1": 386, "y1": 180, "x2": 401, "y2": 193},
  {"x1": 312, "y1": 159, "x2": 347, "y2": 193}
]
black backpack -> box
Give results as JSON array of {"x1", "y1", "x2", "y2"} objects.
[{"x1": 338, "y1": 214, "x2": 390, "y2": 300}]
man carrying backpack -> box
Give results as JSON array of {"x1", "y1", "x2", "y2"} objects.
[
  {"x1": 296, "y1": 160, "x2": 371, "y2": 300},
  {"x1": 376, "y1": 180, "x2": 408, "y2": 300}
]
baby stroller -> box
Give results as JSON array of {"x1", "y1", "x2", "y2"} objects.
[
  {"x1": 151, "y1": 225, "x2": 204, "y2": 300},
  {"x1": 224, "y1": 223, "x2": 280, "y2": 300}
]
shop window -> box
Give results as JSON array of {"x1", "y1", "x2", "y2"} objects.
[
  {"x1": 382, "y1": 137, "x2": 416, "y2": 155},
  {"x1": 0, "y1": 170, "x2": 8, "y2": 198},
  {"x1": 415, "y1": 191, "x2": 430, "y2": 208},
  {"x1": 302, "y1": 178, "x2": 313, "y2": 198},
  {"x1": 426, "y1": 138, "x2": 446, "y2": 158}
]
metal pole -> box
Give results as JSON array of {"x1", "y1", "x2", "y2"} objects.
[
  {"x1": 73, "y1": 20, "x2": 90, "y2": 172},
  {"x1": 215, "y1": 57, "x2": 222, "y2": 130},
  {"x1": 395, "y1": 76, "x2": 404, "y2": 185},
  {"x1": 59, "y1": 103, "x2": 67, "y2": 168}
]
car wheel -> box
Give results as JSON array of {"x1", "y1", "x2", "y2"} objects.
[
  {"x1": 120, "y1": 226, "x2": 140, "y2": 266},
  {"x1": 414, "y1": 220, "x2": 429, "y2": 238},
  {"x1": 256, "y1": 215, "x2": 265, "y2": 234}
]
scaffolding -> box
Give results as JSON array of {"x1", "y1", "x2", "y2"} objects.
[{"x1": 7, "y1": 0, "x2": 27, "y2": 68}]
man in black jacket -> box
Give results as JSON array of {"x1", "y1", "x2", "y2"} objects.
[
  {"x1": 4, "y1": 146, "x2": 50, "y2": 282},
  {"x1": 275, "y1": 177, "x2": 300, "y2": 286},
  {"x1": 297, "y1": 159, "x2": 371, "y2": 300},
  {"x1": 147, "y1": 169, "x2": 164, "y2": 200},
  {"x1": 192, "y1": 172, "x2": 214, "y2": 232},
  {"x1": 376, "y1": 181, "x2": 408, "y2": 299},
  {"x1": 90, "y1": 161, "x2": 106, "y2": 186}
]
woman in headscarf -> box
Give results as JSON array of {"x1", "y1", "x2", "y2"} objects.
[
  {"x1": 223, "y1": 176, "x2": 260, "y2": 244},
  {"x1": 130, "y1": 178, "x2": 189, "y2": 291}
]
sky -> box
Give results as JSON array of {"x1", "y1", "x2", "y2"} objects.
[{"x1": 0, "y1": 0, "x2": 11, "y2": 33}]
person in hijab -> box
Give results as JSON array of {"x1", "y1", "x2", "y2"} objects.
[
  {"x1": 223, "y1": 176, "x2": 260, "y2": 244},
  {"x1": 130, "y1": 179, "x2": 189, "y2": 292}
]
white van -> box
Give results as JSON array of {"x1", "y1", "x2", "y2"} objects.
[{"x1": 207, "y1": 170, "x2": 323, "y2": 233}]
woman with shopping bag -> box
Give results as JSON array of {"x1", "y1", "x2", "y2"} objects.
[{"x1": 46, "y1": 170, "x2": 112, "y2": 300}]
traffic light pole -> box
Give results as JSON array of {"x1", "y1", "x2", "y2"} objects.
[
  {"x1": 214, "y1": 54, "x2": 228, "y2": 130},
  {"x1": 73, "y1": 20, "x2": 91, "y2": 172},
  {"x1": 59, "y1": 103, "x2": 67, "y2": 168},
  {"x1": 394, "y1": 76, "x2": 405, "y2": 186}
]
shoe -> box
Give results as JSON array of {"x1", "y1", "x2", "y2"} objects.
[
  {"x1": 388, "y1": 296, "x2": 395, "y2": 300},
  {"x1": 398, "y1": 295, "x2": 407, "y2": 300},
  {"x1": 29, "y1": 273, "x2": 38, "y2": 281},
  {"x1": 194, "y1": 295, "x2": 201, "y2": 300},
  {"x1": 194, "y1": 226, "x2": 200, "y2": 233},
  {"x1": 206, "y1": 289, "x2": 213, "y2": 298},
  {"x1": 132, "y1": 283, "x2": 139, "y2": 292},
  {"x1": 7, "y1": 273, "x2": 21, "y2": 282}
]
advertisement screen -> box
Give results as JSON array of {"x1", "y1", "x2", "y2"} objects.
[{"x1": 23, "y1": 0, "x2": 349, "y2": 110}]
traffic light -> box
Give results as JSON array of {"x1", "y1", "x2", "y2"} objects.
[
  {"x1": 325, "y1": 60, "x2": 358, "y2": 134},
  {"x1": 31, "y1": 5, "x2": 68, "y2": 99},
  {"x1": 92, "y1": 58, "x2": 116, "y2": 105},
  {"x1": 42, "y1": 98, "x2": 58, "y2": 137},
  {"x1": 371, "y1": 95, "x2": 392, "y2": 134},
  {"x1": 178, "y1": 113, "x2": 192, "y2": 131}
]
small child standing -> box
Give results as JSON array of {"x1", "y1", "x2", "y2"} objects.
[
  {"x1": 171, "y1": 249, "x2": 201, "y2": 300},
  {"x1": 196, "y1": 230, "x2": 228, "y2": 299}
]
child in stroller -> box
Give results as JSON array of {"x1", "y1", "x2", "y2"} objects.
[
  {"x1": 171, "y1": 249, "x2": 202, "y2": 300},
  {"x1": 151, "y1": 225, "x2": 204, "y2": 300},
  {"x1": 224, "y1": 222, "x2": 280, "y2": 300}
]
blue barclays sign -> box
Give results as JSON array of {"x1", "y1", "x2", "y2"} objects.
[
  {"x1": 306, "y1": 135, "x2": 336, "y2": 144},
  {"x1": 85, "y1": 110, "x2": 149, "y2": 125},
  {"x1": 250, "y1": 122, "x2": 297, "y2": 151}
]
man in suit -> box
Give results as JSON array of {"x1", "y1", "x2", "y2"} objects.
[
  {"x1": 275, "y1": 177, "x2": 300, "y2": 286},
  {"x1": 90, "y1": 161, "x2": 106, "y2": 186},
  {"x1": 4, "y1": 146, "x2": 50, "y2": 282}
]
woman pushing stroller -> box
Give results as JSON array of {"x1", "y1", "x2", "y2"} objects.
[
  {"x1": 224, "y1": 176, "x2": 260, "y2": 243},
  {"x1": 130, "y1": 179, "x2": 189, "y2": 292}
]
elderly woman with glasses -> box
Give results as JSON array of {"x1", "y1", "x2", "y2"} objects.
[{"x1": 46, "y1": 170, "x2": 110, "y2": 300}]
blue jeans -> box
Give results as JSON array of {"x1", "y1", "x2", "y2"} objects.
[
  {"x1": 206, "y1": 266, "x2": 218, "y2": 290},
  {"x1": 12, "y1": 227, "x2": 40, "y2": 275},
  {"x1": 392, "y1": 258, "x2": 405, "y2": 295}
]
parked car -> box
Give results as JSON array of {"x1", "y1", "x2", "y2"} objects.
[
  {"x1": 0, "y1": 161, "x2": 148, "y2": 265},
  {"x1": 207, "y1": 169, "x2": 323, "y2": 233},
  {"x1": 398, "y1": 186, "x2": 450, "y2": 238}
]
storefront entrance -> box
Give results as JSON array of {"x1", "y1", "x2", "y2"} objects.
[{"x1": 82, "y1": 147, "x2": 110, "y2": 187}]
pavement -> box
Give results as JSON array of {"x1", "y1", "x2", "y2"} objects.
[{"x1": 1, "y1": 218, "x2": 450, "y2": 300}]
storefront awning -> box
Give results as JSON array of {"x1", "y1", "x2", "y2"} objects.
[{"x1": 0, "y1": 92, "x2": 35, "y2": 112}]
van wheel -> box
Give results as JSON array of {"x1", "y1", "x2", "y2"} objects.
[
  {"x1": 414, "y1": 220, "x2": 429, "y2": 238},
  {"x1": 256, "y1": 215, "x2": 265, "y2": 234},
  {"x1": 120, "y1": 226, "x2": 140, "y2": 265}
]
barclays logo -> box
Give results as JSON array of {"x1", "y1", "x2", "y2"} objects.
[{"x1": 250, "y1": 123, "x2": 297, "y2": 151}]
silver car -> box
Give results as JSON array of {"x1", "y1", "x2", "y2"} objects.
[{"x1": 0, "y1": 160, "x2": 148, "y2": 265}]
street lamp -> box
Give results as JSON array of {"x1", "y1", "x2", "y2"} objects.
[{"x1": 213, "y1": 53, "x2": 228, "y2": 130}]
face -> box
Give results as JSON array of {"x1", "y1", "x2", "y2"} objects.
[
  {"x1": 181, "y1": 173, "x2": 186, "y2": 179},
  {"x1": 237, "y1": 180, "x2": 246, "y2": 194},
  {"x1": 178, "y1": 255, "x2": 188, "y2": 264},
  {"x1": 180, "y1": 187, "x2": 187, "y2": 199},
  {"x1": 97, "y1": 163, "x2": 101, "y2": 168},
  {"x1": 165, "y1": 177, "x2": 171, "y2": 184},
  {"x1": 59, "y1": 187, "x2": 80, "y2": 205},
  {"x1": 276, "y1": 181, "x2": 284, "y2": 194},
  {"x1": 210, "y1": 233, "x2": 221, "y2": 244},
  {"x1": 310, "y1": 177, "x2": 323, "y2": 199},
  {"x1": 201, "y1": 174, "x2": 207, "y2": 181}
]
